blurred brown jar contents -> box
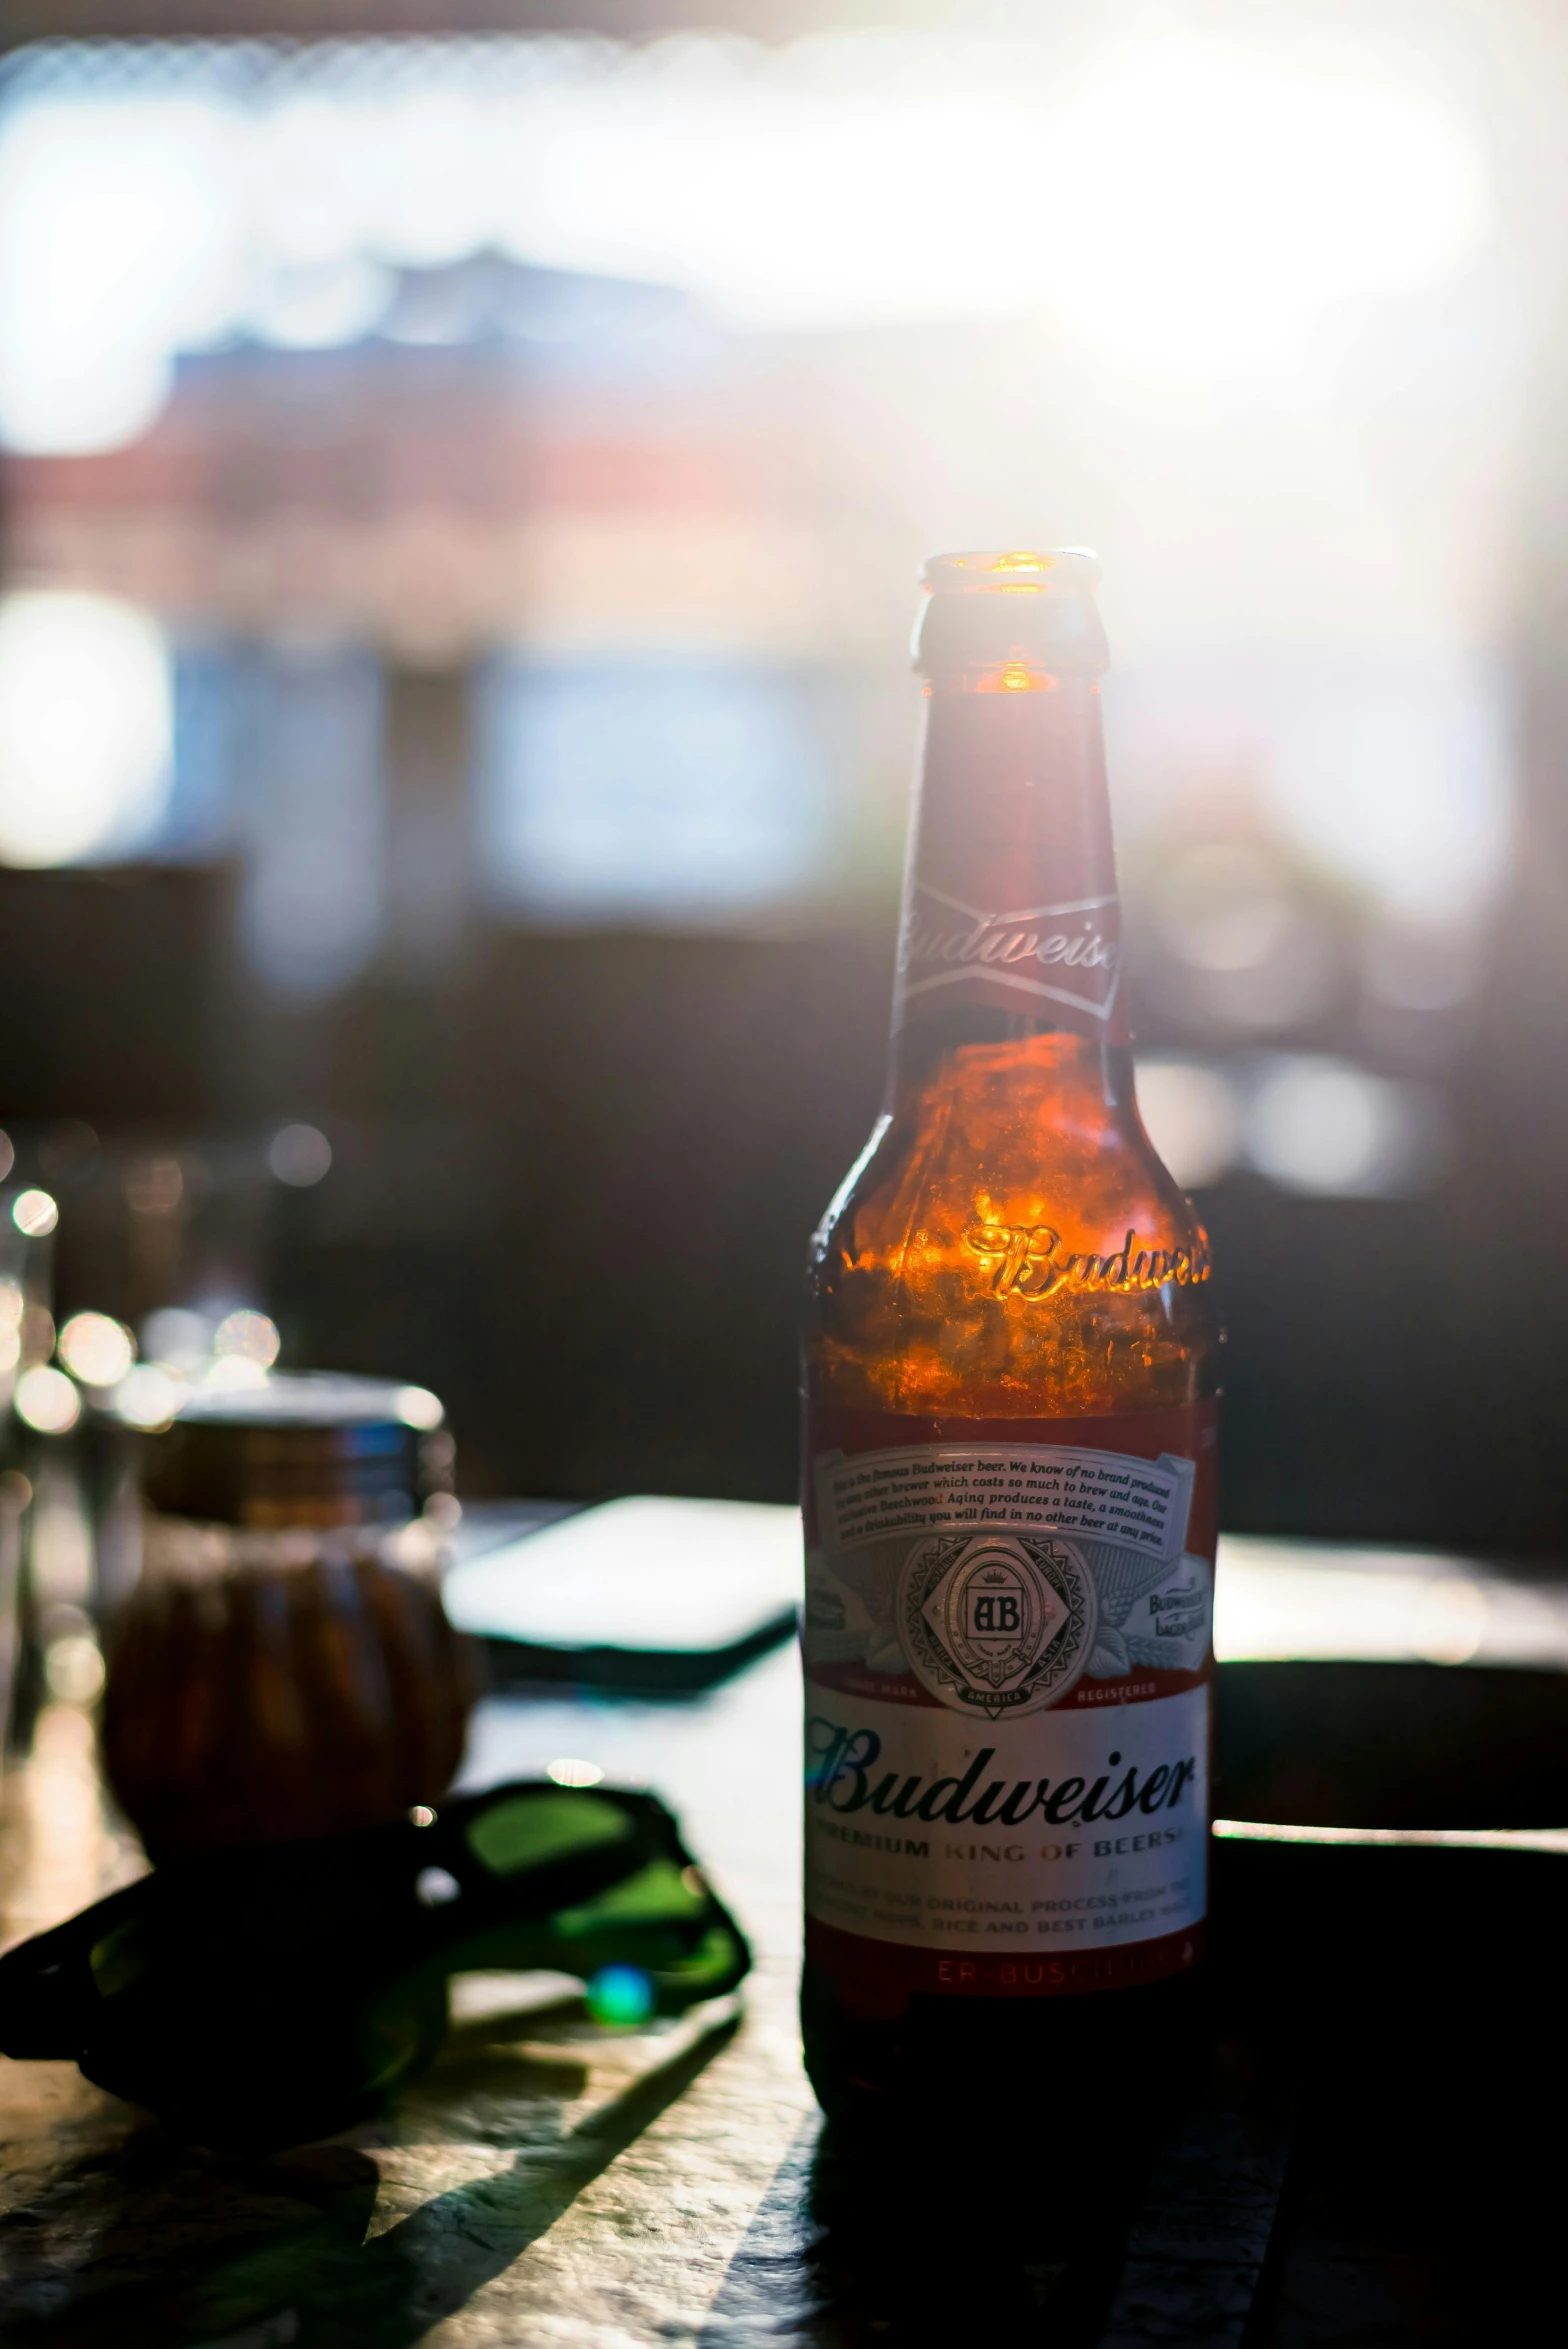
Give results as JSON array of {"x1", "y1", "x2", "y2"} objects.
[
  {"x1": 801, "y1": 553, "x2": 1220, "y2": 2125},
  {"x1": 103, "y1": 1377, "x2": 475, "y2": 1858}
]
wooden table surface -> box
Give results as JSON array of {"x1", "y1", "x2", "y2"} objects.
[{"x1": 2, "y1": 1529, "x2": 1567, "y2": 2347}]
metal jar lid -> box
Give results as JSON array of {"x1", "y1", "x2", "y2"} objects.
[{"x1": 140, "y1": 1373, "x2": 447, "y2": 1529}]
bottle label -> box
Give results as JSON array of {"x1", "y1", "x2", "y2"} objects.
[
  {"x1": 898, "y1": 881, "x2": 1123, "y2": 1035},
  {"x1": 893, "y1": 688, "x2": 1129, "y2": 1045},
  {"x1": 802, "y1": 1400, "x2": 1216, "y2": 2003}
]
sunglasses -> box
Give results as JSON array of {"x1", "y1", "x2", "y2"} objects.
[{"x1": 0, "y1": 1780, "x2": 750, "y2": 2153}]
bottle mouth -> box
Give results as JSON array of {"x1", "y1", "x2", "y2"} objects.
[
  {"x1": 921, "y1": 549, "x2": 1101, "y2": 598},
  {"x1": 914, "y1": 549, "x2": 1107, "y2": 677}
]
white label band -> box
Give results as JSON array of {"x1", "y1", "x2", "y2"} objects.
[
  {"x1": 816, "y1": 1442, "x2": 1196, "y2": 1562},
  {"x1": 804, "y1": 1682, "x2": 1209, "y2": 1954},
  {"x1": 804, "y1": 1437, "x2": 1210, "y2": 1693}
]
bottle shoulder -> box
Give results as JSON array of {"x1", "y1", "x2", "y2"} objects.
[{"x1": 806, "y1": 1038, "x2": 1216, "y2": 1419}]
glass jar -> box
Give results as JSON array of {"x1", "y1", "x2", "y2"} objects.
[{"x1": 102, "y1": 1375, "x2": 475, "y2": 1857}]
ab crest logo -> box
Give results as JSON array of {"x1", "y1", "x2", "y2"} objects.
[{"x1": 897, "y1": 1527, "x2": 1097, "y2": 1720}]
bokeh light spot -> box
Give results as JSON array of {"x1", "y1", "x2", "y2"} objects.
[
  {"x1": 0, "y1": 593, "x2": 172, "y2": 864},
  {"x1": 587, "y1": 1964, "x2": 655, "y2": 2026},
  {"x1": 1245, "y1": 1057, "x2": 1441, "y2": 1198},
  {"x1": 213, "y1": 1309, "x2": 281, "y2": 1367},
  {"x1": 113, "y1": 1364, "x2": 186, "y2": 1431},
  {"x1": 15, "y1": 1364, "x2": 81, "y2": 1434},
  {"x1": 268, "y1": 1122, "x2": 333, "y2": 1186},
  {"x1": 415, "y1": 1865, "x2": 463, "y2": 1907},
  {"x1": 11, "y1": 1189, "x2": 58, "y2": 1239},
  {"x1": 1135, "y1": 1060, "x2": 1243, "y2": 1191},
  {"x1": 45, "y1": 1634, "x2": 105, "y2": 1705},
  {"x1": 394, "y1": 1384, "x2": 444, "y2": 1430},
  {"x1": 57, "y1": 1312, "x2": 134, "y2": 1388}
]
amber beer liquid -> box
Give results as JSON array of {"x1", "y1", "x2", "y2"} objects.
[{"x1": 801, "y1": 551, "x2": 1218, "y2": 2121}]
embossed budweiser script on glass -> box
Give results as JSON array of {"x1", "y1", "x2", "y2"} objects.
[{"x1": 800, "y1": 551, "x2": 1219, "y2": 2117}]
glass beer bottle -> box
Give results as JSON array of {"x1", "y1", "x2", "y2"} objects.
[{"x1": 801, "y1": 550, "x2": 1218, "y2": 2121}]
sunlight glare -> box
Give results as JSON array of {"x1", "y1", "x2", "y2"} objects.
[
  {"x1": 0, "y1": 593, "x2": 173, "y2": 867},
  {"x1": 0, "y1": 36, "x2": 1498, "y2": 452},
  {"x1": 1043, "y1": 45, "x2": 1493, "y2": 372}
]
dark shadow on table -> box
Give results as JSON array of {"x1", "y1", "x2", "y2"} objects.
[
  {"x1": 306, "y1": 2005, "x2": 739, "y2": 2349},
  {"x1": 698, "y1": 2111, "x2": 1165, "y2": 2349},
  {"x1": 0, "y1": 2133, "x2": 385, "y2": 2349},
  {"x1": 0, "y1": 2000, "x2": 738, "y2": 2349}
]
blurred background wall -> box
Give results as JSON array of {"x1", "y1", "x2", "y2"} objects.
[{"x1": 1, "y1": 0, "x2": 1566, "y2": 1547}]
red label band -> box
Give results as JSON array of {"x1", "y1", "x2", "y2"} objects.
[
  {"x1": 805, "y1": 1655, "x2": 1203, "y2": 1710},
  {"x1": 806, "y1": 1917, "x2": 1207, "y2": 2013}
]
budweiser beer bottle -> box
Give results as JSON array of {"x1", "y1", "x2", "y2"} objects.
[{"x1": 801, "y1": 550, "x2": 1218, "y2": 2120}]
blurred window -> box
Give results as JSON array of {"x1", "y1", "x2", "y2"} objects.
[
  {"x1": 1110, "y1": 653, "x2": 1515, "y2": 930},
  {"x1": 1244, "y1": 1055, "x2": 1444, "y2": 1199},
  {"x1": 0, "y1": 18, "x2": 1543, "y2": 1057},
  {"x1": 1135, "y1": 1051, "x2": 1445, "y2": 1200},
  {"x1": 476, "y1": 658, "x2": 832, "y2": 927},
  {"x1": 1133, "y1": 1059, "x2": 1243, "y2": 1192},
  {"x1": 236, "y1": 648, "x2": 386, "y2": 1001}
]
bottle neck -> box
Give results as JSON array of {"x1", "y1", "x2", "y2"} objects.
[{"x1": 888, "y1": 672, "x2": 1127, "y2": 1100}]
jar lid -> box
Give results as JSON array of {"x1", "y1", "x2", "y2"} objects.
[{"x1": 142, "y1": 1372, "x2": 446, "y2": 1529}]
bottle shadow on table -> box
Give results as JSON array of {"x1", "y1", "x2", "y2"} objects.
[
  {"x1": 699, "y1": 1799, "x2": 1568, "y2": 2348},
  {"x1": 699, "y1": 2087, "x2": 1203, "y2": 2349}
]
